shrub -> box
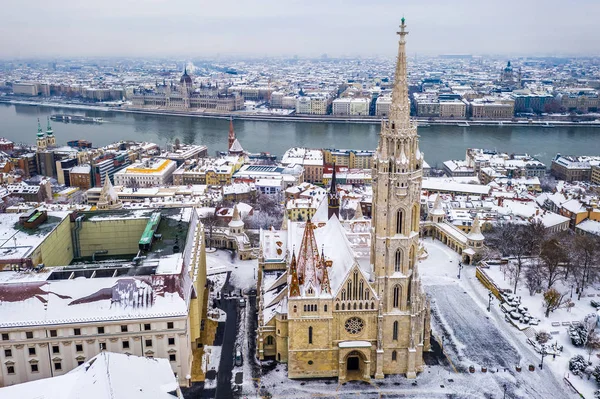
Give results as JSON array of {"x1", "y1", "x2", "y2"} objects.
[
  {"x1": 535, "y1": 331, "x2": 552, "y2": 344},
  {"x1": 569, "y1": 355, "x2": 587, "y2": 376}
]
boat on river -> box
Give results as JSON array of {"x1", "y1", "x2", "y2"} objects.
[{"x1": 51, "y1": 114, "x2": 104, "y2": 124}]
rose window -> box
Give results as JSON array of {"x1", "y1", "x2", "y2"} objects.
[{"x1": 344, "y1": 317, "x2": 364, "y2": 334}]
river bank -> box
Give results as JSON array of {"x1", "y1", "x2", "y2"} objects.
[{"x1": 2, "y1": 98, "x2": 600, "y2": 127}]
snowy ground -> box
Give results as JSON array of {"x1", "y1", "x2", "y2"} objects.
[
  {"x1": 483, "y1": 259, "x2": 600, "y2": 398},
  {"x1": 206, "y1": 249, "x2": 257, "y2": 291},
  {"x1": 420, "y1": 240, "x2": 577, "y2": 398},
  {"x1": 202, "y1": 345, "x2": 222, "y2": 389}
]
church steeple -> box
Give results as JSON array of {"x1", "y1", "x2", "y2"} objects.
[
  {"x1": 36, "y1": 118, "x2": 47, "y2": 151},
  {"x1": 289, "y1": 249, "x2": 300, "y2": 297},
  {"x1": 228, "y1": 116, "x2": 235, "y2": 150},
  {"x1": 389, "y1": 17, "x2": 411, "y2": 128},
  {"x1": 328, "y1": 163, "x2": 339, "y2": 220},
  {"x1": 46, "y1": 117, "x2": 56, "y2": 147}
]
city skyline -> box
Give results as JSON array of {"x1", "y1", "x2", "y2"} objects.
[{"x1": 2, "y1": 0, "x2": 600, "y2": 58}]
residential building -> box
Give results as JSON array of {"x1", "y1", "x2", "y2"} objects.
[{"x1": 114, "y1": 159, "x2": 177, "y2": 187}]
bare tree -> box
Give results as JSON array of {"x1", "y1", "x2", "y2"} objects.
[
  {"x1": 524, "y1": 258, "x2": 544, "y2": 296},
  {"x1": 573, "y1": 235, "x2": 600, "y2": 299},
  {"x1": 202, "y1": 212, "x2": 220, "y2": 250},
  {"x1": 540, "y1": 237, "x2": 568, "y2": 289},
  {"x1": 543, "y1": 288, "x2": 568, "y2": 317},
  {"x1": 587, "y1": 330, "x2": 600, "y2": 362}
]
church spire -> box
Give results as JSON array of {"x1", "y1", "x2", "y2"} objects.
[
  {"x1": 328, "y1": 163, "x2": 339, "y2": 220},
  {"x1": 289, "y1": 249, "x2": 300, "y2": 297},
  {"x1": 296, "y1": 218, "x2": 320, "y2": 289},
  {"x1": 389, "y1": 17, "x2": 411, "y2": 128},
  {"x1": 46, "y1": 117, "x2": 54, "y2": 137},
  {"x1": 319, "y1": 246, "x2": 331, "y2": 294},
  {"x1": 36, "y1": 118, "x2": 44, "y2": 138},
  {"x1": 228, "y1": 116, "x2": 235, "y2": 150}
]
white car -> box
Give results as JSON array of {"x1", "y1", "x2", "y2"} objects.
[{"x1": 239, "y1": 298, "x2": 246, "y2": 308}]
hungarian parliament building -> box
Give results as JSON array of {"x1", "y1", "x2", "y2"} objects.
[{"x1": 131, "y1": 68, "x2": 244, "y2": 111}]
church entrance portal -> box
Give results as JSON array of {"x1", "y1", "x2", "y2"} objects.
[{"x1": 347, "y1": 356, "x2": 359, "y2": 371}]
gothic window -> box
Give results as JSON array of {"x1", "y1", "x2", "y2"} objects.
[
  {"x1": 359, "y1": 280, "x2": 364, "y2": 300},
  {"x1": 393, "y1": 285, "x2": 401, "y2": 308},
  {"x1": 342, "y1": 303, "x2": 345, "y2": 310},
  {"x1": 324, "y1": 305, "x2": 327, "y2": 312},
  {"x1": 308, "y1": 327, "x2": 313, "y2": 344},
  {"x1": 396, "y1": 210, "x2": 404, "y2": 235},
  {"x1": 353, "y1": 271, "x2": 358, "y2": 299},
  {"x1": 266, "y1": 336, "x2": 274, "y2": 345},
  {"x1": 304, "y1": 305, "x2": 307, "y2": 312},
  {"x1": 371, "y1": 302, "x2": 375, "y2": 309},
  {"x1": 407, "y1": 279, "x2": 412, "y2": 306},
  {"x1": 359, "y1": 303, "x2": 363, "y2": 310},
  {"x1": 354, "y1": 303, "x2": 357, "y2": 310},
  {"x1": 393, "y1": 321, "x2": 398, "y2": 341},
  {"x1": 392, "y1": 350, "x2": 397, "y2": 361},
  {"x1": 365, "y1": 290, "x2": 369, "y2": 300},
  {"x1": 336, "y1": 303, "x2": 339, "y2": 311},
  {"x1": 293, "y1": 305, "x2": 297, "y2": 313},
  {"x1": 412, "y1": 204, "x2": 419, "y2": 232},
  {"x1": 409, "y1": 246, "x2": 415, "y2": 270},
  {"x1": 394, "y1": 249, "x2": 402, "y2": 272},
  {"x1": 341, "y1": 290, "x2": 346, "y2": 301},
  {"x1": 344, "y1": 317, "x2": 364, "y2": 334}
]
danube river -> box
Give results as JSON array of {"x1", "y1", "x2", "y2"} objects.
[{"x1": 1, "y1": 103, "x2": 599, "y2": 167}]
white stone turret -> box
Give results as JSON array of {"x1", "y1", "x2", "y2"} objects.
[
  {"x1": 97, "y1": 173, "x2": 122, "y2": 210},
  {"x1": 228, "y1": 205, "x2": 244, "y2": 235}
]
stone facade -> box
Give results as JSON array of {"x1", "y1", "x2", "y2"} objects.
[{"x1": 256, "y1": 18, "x2": 430, "y2": 383}]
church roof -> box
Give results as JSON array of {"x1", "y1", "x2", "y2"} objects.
[{"x1": 229, "y1": 138, "x2": 244, "y2": 154}]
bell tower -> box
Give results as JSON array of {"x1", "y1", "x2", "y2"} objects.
[
  {"x1": 371, "y1": 17, "x2": 428, "y2": 379},
  {"x1": 36, "y1": 118, "x2": 47, "y2": 151},
  {"x1": 46, "y1": 117, "x2": 56, "y2": 147}
]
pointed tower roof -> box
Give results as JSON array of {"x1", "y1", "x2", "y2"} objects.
[
  {"x1": 329, "y1": 163, "x2": 337, "y2": 195},
  {"x1": 431, "y1": 193, "x2": 445, "y2": 216},
  {"x1": 36, "y1": 118, "x2": 44, "y2": 138},
  {"x1": 46, "y1": 117, "x2": 54, "y2": 137},
  {"x1": 467, "y1": 215, "x2": 485, "y2": 241},
  {"x1": 229, "y1": 205, "x2": 244, "y2": 228},
  {"x1": 389, "y1": 17, "x2": 411, "y2": 128},
  {"x1": 289, "y1": 250, "x2": 300, "y2": 297},
  {"x1": 296, "y1": 218, "x2": 320, "y2": 289},
  {"x1": 97, "y1": 173, "x2": 122, "y2": 210},
  {"x1": 229, "y1": 138, "x2": 244, "y2": 154},
  {"x1": 319, "y1": 246, "x2": 331, "y2": 294},
  {"x1": 353, "y1": 202, "x2": 363, "y2": 220}
]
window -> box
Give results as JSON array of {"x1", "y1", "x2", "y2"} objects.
[
  {"x1": 393, "y1": 285, "x2": 400, "y2": 308},
  {"x1": 54, "y1": 362, "x2": 62, "y2": 371},
  {"x1": 50, "y1": 330, "x2": 57, "y2": 337},
  {"x1": 393, "y1": 321, "x2": 399, "y2": 341},
  {"x1": 395, "y1": 249, "x2": 402, "y2": 272},
  {"x1": 26, "y1": 331, "x2": 33, "y2": 339},
  {"x1": 28, "y1": 347, "x2": 36, "y2": 356},
  {"x1": 145, "y1": 339, "x2": 153, "y2": 347},
  {"x1": 4, "y1": 349, "x2": 12, "y2": 357},
  {"x1": 169, "y1": 354, "x2": 176, "y2": 362},
  {"x1": 97, "y1": 327, "x2": 105, "y2": 334},
  {"x1": 121, "y1": 325, "x2": 128, "y2": 332},
  {"x1": 7, "y1": 365, "x2": 15, "y2": 374},
  {"x1": 77, "y1": 360, "x2": 85, "y2": 366},
  {"x1": 74, "y1": 328, "x2": 81, "y2": 336},
  {"x1": 344, "y1": 317, "x2": 365, "y2": 335},
  {"x1": 76, "y1": 344, "x2": 83, "y2": 352},
  {"x1": 144, "y1": 324, "x2": 151, "y2": 331},
  {"x1": 396, "y1": 210, "x2": 403, "y2": 234},
  {"x1": 99, "y1": 342, "x2": 106, "y2": 351},
  {"x1": 308, "y1": 327, "x2": 313, "y2": 344},
  {"x1": 167, "y1": 322, "x2": 174, "y2": 329},
  {"x1": 392, "y1": 350, "x2": 397, "y2": 361},
  {"x1": 324, "y1": 305, "x2": 327, "y2": 312},
  {"x1": 122, "y1": 340, "x2": 130, "y2": 349},
  {"x1": 266, "y1": 336, "x2": 274, "y2": 345},
  {"x1": 168, "y1": 338, "x2": 175, "y2": 346},
  {"x1": 409, "y1": 246, "x2": 415, "y2": 270},
  {"x1": 31, "y1": 364, "x2": 39, "y2": 373},
  {"x1": 1, "y1": 333, "x2": 8, "y2": 341},
  {"x1": 52, "y1": 345, "x2": 60, "y2": 354},
  {"x1": 336, "y1": 303, "x2": 339, "y2": 311}
]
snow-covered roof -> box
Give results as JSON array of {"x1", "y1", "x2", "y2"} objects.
[
  {"x1": 0, "y1": 351, "x2": 182, "y2": 399},
  {"x1": 577, "y1": 219, "x2": 600, "y2": 236}
]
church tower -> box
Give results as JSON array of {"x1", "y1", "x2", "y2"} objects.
[
  {"x1": 46, "y1": 117, "x2": 56, "y2": 148},
  {"x1": 371, "y1": 17, "x2": 429, "y2": 379},
  {"x1": 327, "y1": 163, "x2": 340, "y2": 219},
  {"x1": 36, "y1": 118, "x2": 47, "y2": 151}
]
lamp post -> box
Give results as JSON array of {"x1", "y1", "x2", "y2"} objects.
[
  {"x1": 503, "y1": 384, "x2": 507, "y2": 399},
  {"x1": 487, "y1": 291, "x2": 493, "y2": 312},
  {"x1": 457, "y1": 262, "x2": 463, "y2": 279},
  {"x1": 571, "y1": 284, "x2": 574, "y2": 299},
  {"x1": 540, "y1": 348, "x2": 547, "y2": 370}
]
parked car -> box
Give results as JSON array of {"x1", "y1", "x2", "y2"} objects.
[
  {"x1": 234, "y1": 348, "x2": 243, "y2": 367},
  {"x1": 239, "y1": 298, "x2": 246, "y2": 308},
  {"x1": 509, "y1": 311, "x2": 521, "y2": 320}
]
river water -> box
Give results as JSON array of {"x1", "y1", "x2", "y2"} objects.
[{"x1": 1, "y1": 103, "x2": 598, "y2": 168}]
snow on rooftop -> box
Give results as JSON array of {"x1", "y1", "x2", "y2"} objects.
[{"x1": 0, "y1": 351, "x2": 181, "y2": 399}]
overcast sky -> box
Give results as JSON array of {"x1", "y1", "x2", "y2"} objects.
[{"x1": 2, "y1": 0, "x2": 599, "y2": 59}]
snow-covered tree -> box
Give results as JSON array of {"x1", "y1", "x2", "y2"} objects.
[
  {"x1": 540, "y1": 237, "x2": 568, "y2": 289},
  {"x1": 524, "y1": 258, "x2": 544, "y2": 296},
  {"x1": 535, "y1": 331, "x2": 552, "y2": 344},
  {"x1": 569, "y1": 355, "x2": 588, "y2": 375},
  {"x1": 570, "y1": 324, "x2": 590, "y2": 347},
  {"x1": 587, "y1": 331, "x2": 600, "y2": 362}
]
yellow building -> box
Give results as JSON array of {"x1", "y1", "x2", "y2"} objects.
[
  {"x1": 256, "y1": 19, "x2": 430, "y2": 382},
  {"x1": 322, "y1": 149, "x2": 374, "y2": 170}
]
